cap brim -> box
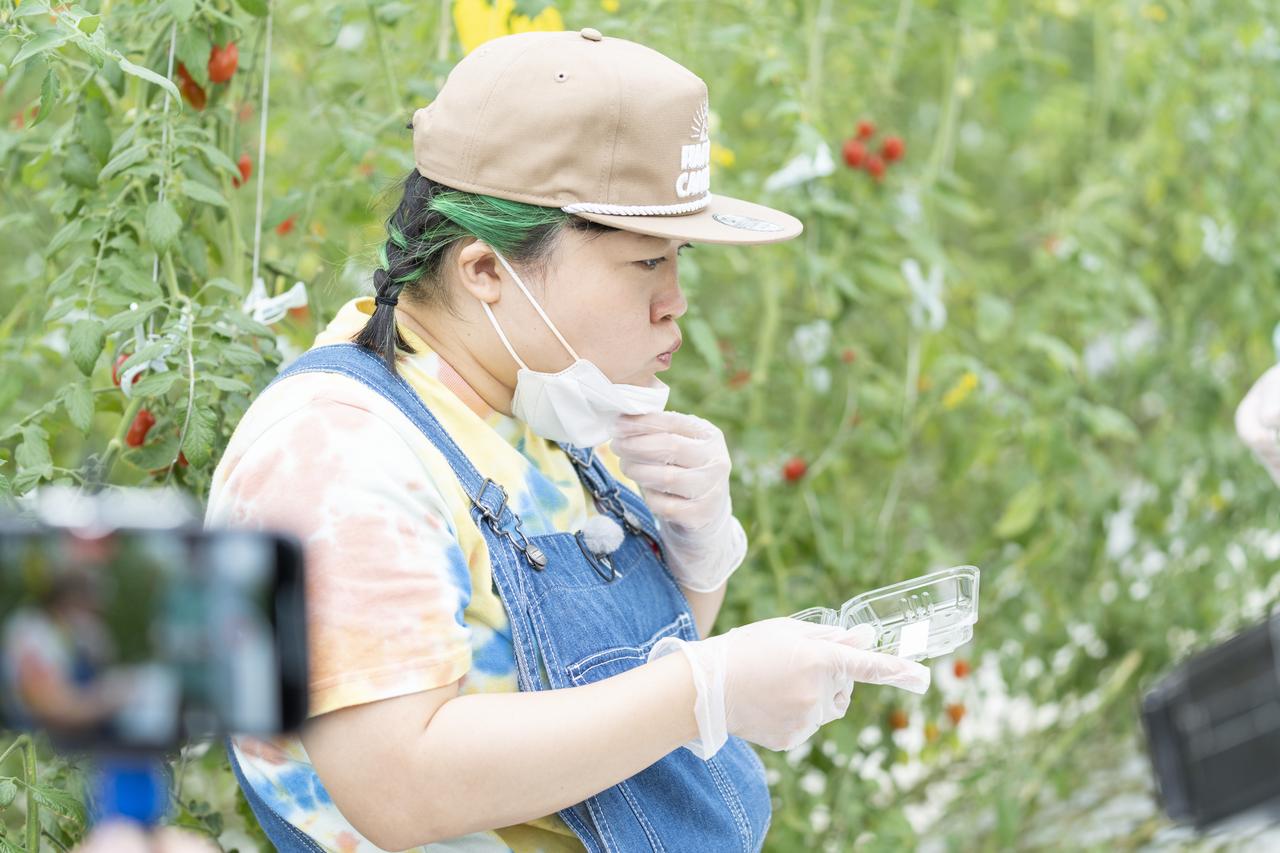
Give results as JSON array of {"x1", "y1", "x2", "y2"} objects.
[{"x1": 567, "y1": 192, "x2": 803, "y2": 245}]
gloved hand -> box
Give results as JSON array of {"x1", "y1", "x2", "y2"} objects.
[
  {"x1": 648, "y1": 617, "x2": 931, "y2": 758},
  {"x1": 609, "y1": 411, "x2": 745, "y2": 592},
  {"x1": 1235, "y1": 364, "x2": 1280, "y2": 488}
]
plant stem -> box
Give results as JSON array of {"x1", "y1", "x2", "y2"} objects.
[
  {"x1": 367, "y1": 1, "x2": 402, "y2": 109},
  {"x1": 22, "y1": 736, "x2": 38, "y2": 853}
]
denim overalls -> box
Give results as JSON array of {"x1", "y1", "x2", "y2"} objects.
[{"x1": 226, "y1": 342, "x2": 771, "y2": 852}]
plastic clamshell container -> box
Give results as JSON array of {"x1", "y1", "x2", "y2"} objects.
[{"x1": 789, "y1": 565, "x2": 980, "y2": 662}]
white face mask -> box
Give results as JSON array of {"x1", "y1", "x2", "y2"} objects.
[{"x1": 480, "y1": 249, "x2": 670, "y2": 447}]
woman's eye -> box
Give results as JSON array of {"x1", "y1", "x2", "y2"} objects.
[{"x1": 638, "y1": 258, "x2": 664, "y2": 271}]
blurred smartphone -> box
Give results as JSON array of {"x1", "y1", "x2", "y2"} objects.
[{"x1": 0, "y1": 522, "x2": 307, "y2": 751}]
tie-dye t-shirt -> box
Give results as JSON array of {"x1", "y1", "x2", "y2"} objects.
[{"x1": 204, "y1": 295, "x2": 640, "y2": 852}]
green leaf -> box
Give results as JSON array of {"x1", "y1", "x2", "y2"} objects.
[
  {"x1": 61, "y1": 382, "x2": 95, "y2": 433},
  {"x1": 33, "y1": 67, "x2": 61, "y2": 127},
  {"x1": 1081, "y1": 403, "x2": 1139, "y2": 444},
  {"x1": 175, "y1": 27, "x2": 212, "y2": 89},
  {"x1": 221, "y1": 342, "x2": 266, "y2": 368},
  {"x1": 12, "y1": 30, "x2": 75, "y2": 67},
  {"x1": 236, "y1": 0, "x2": 270, "y2": 17},
  {"x1": 119, "y1": 341, "x2": 168, "y2": 375},
  {"x1": 130, "y1": 370, "x2": 180, "y2": 398},
  {"x1": 117, "y1": 55, "x2": 182, "y2": 103},
  {"x1": 124, "y1": 433, "x2": 180, "y2": 471},
  {"x1": 101, "y1": 300, "x2": 164, "y2": 335},
  {"x1": 195, "y1": 142, "x2": 241, "y2": 177},
  {"x1": 77, "y1": 14, "x2": 101, "y2": 34},
  {"x1": 180, "y1": 180, "x2": 228, "y2": 208},
  {"x1": 68, "y1": 318, "x2": 105, "y2": 376},
  {"x1": 45, "y1": 217, "x2": 87, "y2": 257},
  {"x1": 16, "y1": 427, "x2": 53, "y2": 478},
  {"x1": 206, "y1": 375, "x2": 251, "y2": 394},
  {"x1": 0, "y1": 778, "x2": 17, "y2": 808},
  {"x1": 79, "y1": 101, "x2": 113, "y2": 164},
  {"x1": 994, "y1": 481, "x2": 1044, "y2": 539},
  {"x1": 146, "y1": 200, "x2": 182, "y2": 252},
  {"x1": 200, "y1": 277, "x2": 242, "y2": 297},
  {"x1": 98, "y1": 144, "x2": 149, "y2": 183},
  {"x1": 168, "y1": 0, "x2": 196, "y2": 22},
  {"x1": 60, "y1": 143, "x2": 100, "y2": 190},
  {"x1": 1024, "y1": 332, "x2": 1080, "y2": 375},
  {"x1": 22, "y1": 781, "x2": 87, "y2": 828},
  {"x1": 181, "y1": 407, "x2": 218, "y2": 468}
]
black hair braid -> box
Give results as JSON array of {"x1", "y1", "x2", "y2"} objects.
[{"x1": 351, "y1": 170, "x2": 442, "y2": 374}]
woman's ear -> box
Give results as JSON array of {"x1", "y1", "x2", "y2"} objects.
[{"x1": 453, "y1": 239, "x2": 503, "y2": 305}]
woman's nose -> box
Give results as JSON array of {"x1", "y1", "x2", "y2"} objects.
[{"x1": 654, "y1": 281, "x2": 688, "y2": 323}]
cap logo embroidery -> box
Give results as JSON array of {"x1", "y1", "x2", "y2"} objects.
[
  {"x1": 676, "y1": 97, "x2": 711, "y2": 199},
  {"x1": 712, "y1": 212, "x2": 784, "y2": 232}
]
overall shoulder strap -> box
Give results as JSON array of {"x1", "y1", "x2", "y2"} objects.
[{"x1": 269, "y1": 344, "x2": 509, "y2": 522}]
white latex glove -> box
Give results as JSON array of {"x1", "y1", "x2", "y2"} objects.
[
  {"x1": 648, "y1": 617, "x2": 931, "y2": 758},
  {"x1": 610, "y1": 411, "x2": 745, "y2": 592},
  {"x1": 1235, "y1": 364, "x2": 1280, "y2": 488}
]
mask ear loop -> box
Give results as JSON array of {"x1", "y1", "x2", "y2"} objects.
[
  {"x1": 492, "y1": 250, "x2": 582, "y2": 361},
  {"x1": 480, "y1": 300, "x2": 530, "y2": 371}
]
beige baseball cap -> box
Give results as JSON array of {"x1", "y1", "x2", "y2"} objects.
[{"x1": 411, "y1": 27, "x2": 803, "y2": 246}]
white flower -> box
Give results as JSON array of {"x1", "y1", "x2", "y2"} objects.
[
  {"x1": 1200, "y1": 216, "x2": 1236, "y2": 264},
  {"x1": 336, "y1": 23, "x2": 367, "y2": 51},
  {"x1": 788, "y1": 319, "x2": 832, "y2": 365},
  {"x1": 902, "y1": 258, "x2": 946, "y2": 332},
  {"x1": 763, "y1": 142, "x2": 835, "y2": 192},
  {"x1": 799, "y1": 769, "x2": 827, "y2": 797}
]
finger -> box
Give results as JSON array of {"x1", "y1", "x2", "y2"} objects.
[
  {"x1": 839, "y1": 647, "x2": 932, "y2": 694},
  {"x1": 828, "y1": 623, "x2": 877, "y2": 651},
  {"x1": 619, "y1": 460, "x2": 704, "y2": 500},
  {"x1": 610, "y1": 431, "x2": 708, "y2": 467},
  {"x1": 614, "y1": 411, "x2": 717, "y2": 440}
]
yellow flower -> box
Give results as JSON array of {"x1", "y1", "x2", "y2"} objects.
[
  {"x1": 941, "y1": 371, "x2": 979, "y2": 410},
  {"x1": 510, "y1": 4, "x2": 564, "y2": 36},
  {"x1": 454, "y1": 0, "x2": 563, "y2": 55},
  {"x1": 601, "y1": 0, "x2": 620, "y2": 11},
  {"x1": 1141, "y1": 3, "x2": 1167, "y2": 22},
  {"x1": 711, "y1": 142, "x2": 735, "y2": 169}
]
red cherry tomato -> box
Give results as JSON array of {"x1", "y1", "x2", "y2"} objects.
[
  {"x1": 856, "y1": 119, "x2": 876, "y2": 140},
  {"x1": 782, "y1": 457, "x2": 808, "y2": 482},
  {"x1": 882, "y1": 135, "x2": 905, "y2": 162},
  {"x1": 864, "y1": 155, "x2": 886, "y2": 181},
  {"x1": 233, "y1": 153, "x2": 252, "y2": 188},
  {"x1": 125, "y1": 409, "x2": 157, "y2": 448},
  {"x1": 207, "y1": 42, "x2": 239, "y2": 84},
  {"x1": 111, "y1": 352, "x2": 142, "y2": 390},
  {"x1": 841, "y1": 138, "x2": 867, "y2": 169}
]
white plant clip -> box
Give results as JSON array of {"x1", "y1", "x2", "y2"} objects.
[
  {"x1": 902, "y1": 258, "x2": 947, "y2": 332},
  {"x1": 119, "y1": 305, "x2": 192, "y2": 400},
  {"x1": 243, "y1": 277, "x2": 308, "y2": 326}
]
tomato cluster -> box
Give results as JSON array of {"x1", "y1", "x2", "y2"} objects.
[
  {"x1": 175, "y1": 41, "x2": 239, "y2": 112},
  {"x1": 841, "y1": 119, "x2": 906, "y2": 182}
]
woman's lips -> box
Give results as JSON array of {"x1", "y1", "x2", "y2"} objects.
[{"x1": 656, "y1": 337, "x2": 682, "y2": 367}]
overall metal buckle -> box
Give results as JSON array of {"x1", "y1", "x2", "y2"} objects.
[{"x1": 473, "y1": 478, "x2": 548, "y2": 570}]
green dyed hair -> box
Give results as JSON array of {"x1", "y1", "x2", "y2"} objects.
[{"x1": 352, "y1": 166, "x2": 615, "y2": 374}]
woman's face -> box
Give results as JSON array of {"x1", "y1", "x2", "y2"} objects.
[{"x1": 492, "y1": 228, "x2": 691, "y2": 387}]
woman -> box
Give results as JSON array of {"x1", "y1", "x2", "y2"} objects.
[{"x1": 205, "y1": 28, "x2": 930, "y2": 853}]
